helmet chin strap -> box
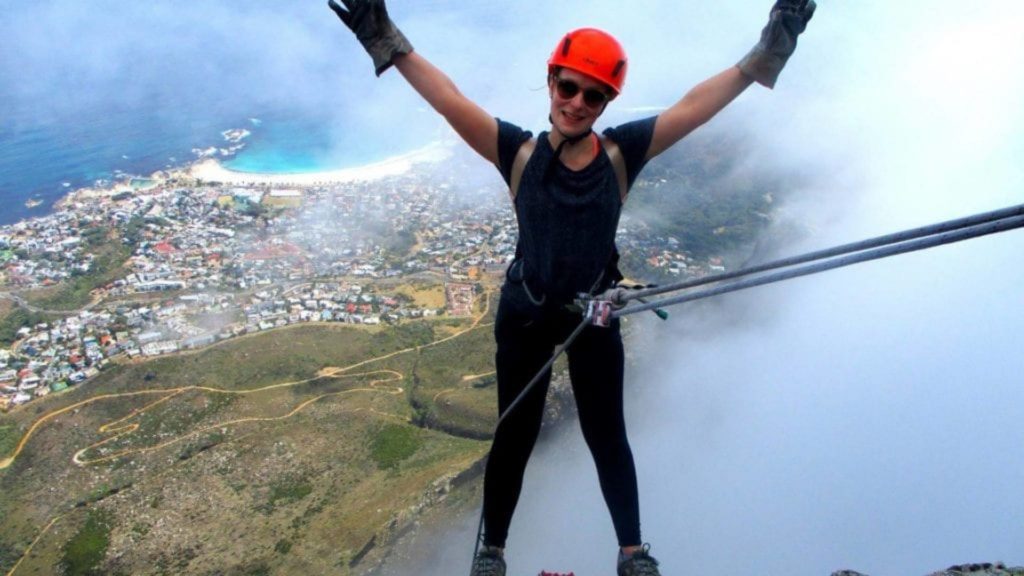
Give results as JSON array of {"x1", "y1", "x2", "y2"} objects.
[
  {"x1": 545, "y1": 114, "x2": 594, "y2": 181},
  {"x1": 548, "y1": 114, "x2": 593, "y2": 147}
]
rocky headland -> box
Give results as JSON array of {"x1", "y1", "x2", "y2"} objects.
[{"x1": 834, "y1": 563, "x2": 1024, "y2": 576}]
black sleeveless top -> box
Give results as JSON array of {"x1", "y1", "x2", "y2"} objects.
[{"x1": 496, "y1": 117, "x2": 657, "y2": 304}]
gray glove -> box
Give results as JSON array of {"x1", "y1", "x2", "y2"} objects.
[
  {"x1": 738, "y1": 0, "x2": 816, "y2": 89},
  {"x1": 328, "y1": 0, "x2": 413, "y2": 77}
]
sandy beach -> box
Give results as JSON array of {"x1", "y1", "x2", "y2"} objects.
[
  {"x1": 50, "y1": 141, "x2": 456, "y2": 211},
  {"x1": 186, "y1": 141, "x2": 454, "y2": 186}
]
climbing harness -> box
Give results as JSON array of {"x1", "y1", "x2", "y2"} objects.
[{"x1": 469, "y1": 202, "x2": 1024, "y2": 574}]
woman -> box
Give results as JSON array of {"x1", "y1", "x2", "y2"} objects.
[{"x1": 328, "y1": 2, "x2": 815, "y2": 574}]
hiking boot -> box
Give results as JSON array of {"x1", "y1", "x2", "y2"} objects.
[
  {"x1": 617, "y1": 544, "x2": 660, "y2": 576},
  {"x1": 471, "y1": 546, "x2": 506, "y2": 576}
]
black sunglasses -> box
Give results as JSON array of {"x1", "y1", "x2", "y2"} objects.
[{"x1": 554, "y1": 77, "x2": 611, "y2": 109}]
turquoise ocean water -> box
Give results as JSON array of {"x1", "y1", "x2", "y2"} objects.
[{"x1": 0, "y1": 105, "x2": 408, "y2": 226}]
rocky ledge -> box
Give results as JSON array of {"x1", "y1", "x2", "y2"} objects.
[{"x1": 834, "y1": 563, "x2": 1024, "y2": 576}]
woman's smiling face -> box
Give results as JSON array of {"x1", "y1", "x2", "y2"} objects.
[{"x1": 548, "y1": 68, "x2": 613, "y2": 138}]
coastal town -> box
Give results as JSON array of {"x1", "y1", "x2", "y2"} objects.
[{"x1": 1, "y1": 144, "x2": 719, "y2": 412}]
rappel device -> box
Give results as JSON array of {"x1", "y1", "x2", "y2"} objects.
[
  {"x1": 572, "y1": 284, "x2": 670, "y2": 327},
  {"x1": 585, "y1": 298, "x2": 613, "y2": 327}
]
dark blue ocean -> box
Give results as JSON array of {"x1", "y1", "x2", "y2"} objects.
[{"x1": 0, "y1": 0, "x2": 512, "y2": 228}]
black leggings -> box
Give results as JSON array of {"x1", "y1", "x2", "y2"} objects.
[{"x1": 482, "y1": 282, "x2": 641, "y2": 548}]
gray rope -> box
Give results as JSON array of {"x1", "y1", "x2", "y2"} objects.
[
  {"x1": 495, "y1": 312, "x2": 593, "y2": 429},
  {"x1": 471, "y1": 308, "x2": 593, "y2": 570}
]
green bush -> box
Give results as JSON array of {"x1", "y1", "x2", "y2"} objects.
[
  {"x1": 0, "y1": 309, "x2": 54, "y2": 345},
  {"x1": 264, "y1": 476, "x2": 313, "y2": 512},
  {"x1": 370, "y1": 424, "x2": 422, "y2": 470},
  {"x1": 0, "y1": 542, "x2": 23, "y2": 573},
  {"x1": 32, "y1": 238, "x2": 131, "y2": 311},
  {"x1": 61, "y1": 509, "x2": 112, "y2": 576},
  {"x1": 0, "y1": 425, "x2": 19, "y2": 460},
  {"x1": 274, "y1": 539, "x2": 292, "y2": 555}
]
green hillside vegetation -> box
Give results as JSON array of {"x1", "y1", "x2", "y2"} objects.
[
  {"x1": 27, "y1": 233, "x2": 132, "y2": 312},
  {"x1": 0, "y1": 233, "x2": 130, "y2": 342},
  {"x1": 0, "y1": 307, "x2": 58, "y2": 345},
  {"x1": 371, "y1": 423, "x2": 424, "y2": 470},
  {"x1": 623, "y1": 127, "x2": 798, "y2": 270},
  {"x1": 407, "y1": 323, "x2": 499, "y2": 439},
  {"x1": 0, "y1": 297, "x2": 498, "y2": 576},
  {"x1": 0, "y1": 425, "x2": 17, "y2": 462},
  {"x1": 61, "y1": 509, "x2": 113, "y2": 576}
]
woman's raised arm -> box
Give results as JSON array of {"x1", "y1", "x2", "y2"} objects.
[
  {"x1": 646, "y1": 0, "x2": 816, "y2": 162},
  {"x1": 646, "y1": 67, "x2": 753, "y2": 161},
  {"x1": 328, "y1": 0, "x2": 498, "y2": 165},
  {"x1": 393, "y1": 52, "x2": 499, "y2": 165}
]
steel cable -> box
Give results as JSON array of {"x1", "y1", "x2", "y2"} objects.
[
  {"x1": 614, "y1": 212, "x2": 1024, "y2": 318},
  {"x1": 620, "y1": 202, "x2": 1024, "y2": 304}
]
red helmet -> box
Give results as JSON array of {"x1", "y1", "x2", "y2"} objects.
[{"x1": 547, "y1": 28, "x2": 628, "y2": 95}]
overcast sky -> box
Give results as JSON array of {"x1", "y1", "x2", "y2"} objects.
[{"x1": 4, "y1": 1, "x2": 1023, "y2": 574}]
